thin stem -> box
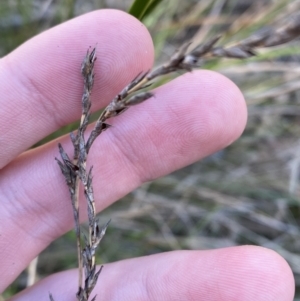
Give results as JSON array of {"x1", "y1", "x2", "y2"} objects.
[{"x1": 72, "y1": 177, "x2": 82, "y2": 289}]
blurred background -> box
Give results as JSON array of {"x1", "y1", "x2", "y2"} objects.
[{"x1": 1, "y1": 0, "x2": 300, "y2": 299}]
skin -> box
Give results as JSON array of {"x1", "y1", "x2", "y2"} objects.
[{"x1": 0, "y1": 9, "x2": 295, "y2": 301}]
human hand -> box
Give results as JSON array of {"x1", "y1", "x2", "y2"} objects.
[{"x1": 0, "y1": 9, "x2": 294, "y2": 301}]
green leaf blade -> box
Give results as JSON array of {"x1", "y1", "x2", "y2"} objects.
[{"x1": 128, "y1": 0, "x2": 163, "y2": 21}]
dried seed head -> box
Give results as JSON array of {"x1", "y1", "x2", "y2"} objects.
[
  {"x1": 167, "y1": 42, "x2": 191, "y2": 67},
  {"x1": 125, "y1": 92, "x2": 154, "y2": 106},
  {"x1": 240, "y1": 27, "x2": 273, "y2": 48},
  {"x1": 264, "y1": 13, "x2": 300, "y2": 46},
  {"x1": 55, "y1": 13, "x2": 300, "y2": 300},
  {"x1": 122, "y1": 71, "x2": 150, "y2": 96},
  {"x1": 211, "y1": 46, "x2": 256, "y2": 58},
  {"x1": 81, "y1": 47, "x2": 97, "y2": 77},
  {"x1": 191, "y1": 35, "x2": 221, "y2": 57}
]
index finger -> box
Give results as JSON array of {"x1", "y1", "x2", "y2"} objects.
[{"x1": 0, "y1": 9, "x2": 154, "y2": 168}]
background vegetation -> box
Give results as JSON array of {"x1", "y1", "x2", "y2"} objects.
[{"x1": 1, "y1": 0, "x2": 300, "y2": 299}]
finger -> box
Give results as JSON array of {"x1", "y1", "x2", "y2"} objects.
[
  {"x1": 0, "y1": 9, "x2": 154, "y2": 169},
  {"x1": 0, "y1": 70, "x2": 247, "y2": 291},
  {"x1": 9, "y1": 246, "x2": 295, "y2": 301}
]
